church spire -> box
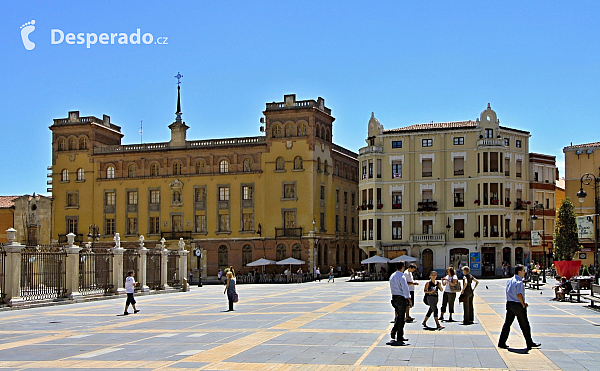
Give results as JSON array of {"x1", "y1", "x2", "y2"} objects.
[{"x1": 175, "y1": 72, "x2": 183, "y2": 123}]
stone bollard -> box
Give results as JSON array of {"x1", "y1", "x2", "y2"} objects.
[
  {"x1": 177, "y1": 238, "x2": 189, "y2": 291},
  {"x1": 111, "y1": 245, "x2": 126, "y2": 295},
  {"x1": 138, "y1": 247, "x2": 149, "y2": 292},
  {"x1": 160, "y1": 246, "x2": 169, "y2": 290},
  {"x1": 64, "y1": 233, "x2": 83, "y2": 302},
  {"x1": 3, "y1": 228, "x2": 25, "y2": 307}
]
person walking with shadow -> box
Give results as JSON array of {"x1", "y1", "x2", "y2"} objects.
[
  {"x1": 224, "y1": 271, "x2": 236, "y2": 311},
  {"x1": 497, "y1": 264, "x2": 541, "y2": 350},
  {"x1": 124, "y1": 270, "x2": 140, "y2": 315},
  {"x1": 388, "y1": 262, "x2": 412, "y2": 345}
]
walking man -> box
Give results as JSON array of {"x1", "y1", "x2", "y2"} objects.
[
  {"x1": 389, "y1": 262, "x2": 412, "y2": 345},
  {"x1": 404, "y1": 263, "x2": 418, "y2": 322},
  {"x1": 498, "y1": 264, "x2": 541, "y2": 350}
]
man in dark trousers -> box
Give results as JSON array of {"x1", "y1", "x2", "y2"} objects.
[
  {"x1": 388, "y1": 261, "x2": 412, "y2": 345},
  {"x1": 498, "y1": 264, "x2": 541, "y2": 350}
]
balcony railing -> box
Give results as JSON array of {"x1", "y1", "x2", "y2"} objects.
[
  {"x1": 417, "y1": 200, "x2": 437, "y2": 212},
  {"x1": 422, "y1": 171, "x2": 432, "y2": 177},
  {"x1": 275, "y1": 227, "x2": 303, "y2": 238},
  {"x1": 161, "y1": 231, "x2": 193, "y2": 240},
  {"x1": 392, "y1": 203, "x2": 402, "y2": 209},
  {"x1": 513, "y1": 231, "x2": 531, "y2": 240},
  {"x1": 411, "y1": 234, "x2": 445, "y2": 243},
  {"x1": 477, "y1": 138, "x2": 505, "y2": 147},
  {"x1": 58, "y1": 234, "x2": 84, "y2": 243},
  {"x1": 454, "y1": 231, "x2": 465, "y2": 238},
  {"x1": 454, "y1": 170, "x2": 464, "y2": 176},
  {"x1": 359, "y1": 146, "x2": 383, "y2": 155}
]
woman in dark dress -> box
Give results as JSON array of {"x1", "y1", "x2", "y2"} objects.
[{"x1": 460, "y1": 266, "x2": 479, "y2": 324}]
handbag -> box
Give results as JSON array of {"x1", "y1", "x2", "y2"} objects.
[
  {"x1": 451, "y1": 277, "x2": 462, "y2": 293},
  {"x1": 458, "y1": 293, "x2": 466, "y2": 302},
  {"x1": 232, "y1": 292, "x2": 239, "y2": 303}
]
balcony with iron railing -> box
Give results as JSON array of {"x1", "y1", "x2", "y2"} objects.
[
  {"x1": 410, "y1": 234, "x2": 445, "y2": 243},
  {"x1": 513, "y1": 231, "x2": 531, "y2": 240},
  {"x1": 275, "y1": 227, "x2": 303, "y2": 238},
  {"x1": 161, "y1": 231, "x2": 193, "y2": 240},
  {"x1": 417, "y1": 200, "x2": 437, "y2": 212}
]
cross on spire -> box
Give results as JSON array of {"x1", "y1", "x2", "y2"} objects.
[{"x1": 175, "y1": 72, "x2": 183, "y2": 86}]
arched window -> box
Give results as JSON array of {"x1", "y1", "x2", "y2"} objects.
[
  {"x1": 326, "y1": 128, "x2": 331, "y2": 142},
  {"x1": 58, "y1": 139, "x2": 65, "y2": 151},
  {"x1": 320, "y1": 126, "x2": 325, "y2": 139},
  {"x1": 106, "y1": 166, "x2": 115, "y2": 179},
  {"x1": 317, "y1": 157, "x2": 321, "y2": 171},
  {"x1": 76, "y1": 168, "x2": 84, "y2": 181},
  {"x1": 294, "y1": 156, "x2": 303, "y2": 170},
  {"x1": 272, "y1": 124, "x2": 282, "y2": 138},
  {"x1": 324, "y1": 160, "x2": 328, "y2": 174},
  {"x1": 298, "y1": 123, "x2": 307, "y2": 136},
  {"x1": 218, "y1": 245, "x2": 228, "y2": 267},
  {"x1": 173, "y1": 162, "x2": 182, "y2": 175},
  {"x1": 285, "y1": 124, "x2": 295, "y2": 137},
  {"x1": 150, "y1": 163, "x2": 159, "y2": 176},
  {"x1": 128, "y1": 164, "x2": 136, "y2": 177},
  {"x1": 292, "y1": 244, "x2": 302, "y2": 260},
  {"x1": 79, "y1": 137, "x2": 87, "y2": 150},
  {"x1": 61, "y1": 169, "x2": 69, "y2": 181},
  {"x1": 276, "y1": 244, "x2": 287, "y2": 261},
  {"x1": 242, "y1": 245, "x2": 252, "y2": 266},
  {"x1": 68, "y1": 138, "x2": 77, "y2": 150},
  {"x1": 276, "y1": 157, "x2": 285, "y2": 170},
  {"x1": 196, "y1": 160, "x2": 205, "y2": 174},
  {"x1": 243, "y1": 158, "x2": 252, "y2": 172},
  {"x1": 219, "y1": 160, "x2": 229, "y2": 173}
]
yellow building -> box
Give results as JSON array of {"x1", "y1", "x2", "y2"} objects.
[
  {"x1": 358, "y1": 104, "x2": 533, "y2": 277},
  {"x1": 49, "y1": 89, "x2": 359, "y2": 278},
  {"x1": 563, "y1": 142, "x2": 600, "y2": 266}
]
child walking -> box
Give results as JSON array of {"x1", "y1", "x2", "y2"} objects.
[{"x1": 124, "y1": 270, "x2": 140, "y2": 315}]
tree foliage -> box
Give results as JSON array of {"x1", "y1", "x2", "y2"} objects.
[{"x1": 553, "y1": 197, "x2": 580, "y2": 261}]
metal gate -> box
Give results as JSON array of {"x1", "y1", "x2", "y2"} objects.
[
  {"x1": 146, "y1": 249, "x2": 162, "y2": 290},
  {"x1": 21, "y1": 246, "x2": 66, "y2": 301},
  {"x1": 79, "y1": 248, "x2": 113, "y2": 296},
  {"x1": 123, "y1": 248, "x2": 140, "y2": 291},
  {"x1": 167, "y1": 250, "x2": 180, "y2": 288},
  {"x1": 0, "y1": 245, "x2": 5, "y2": 300}
]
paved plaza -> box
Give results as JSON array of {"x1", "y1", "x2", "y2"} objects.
[{"x1": 0, "y1": 278, "x2": 599, "y2": 370}]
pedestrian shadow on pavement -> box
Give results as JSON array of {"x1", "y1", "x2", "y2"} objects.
[{"x1": 506, "y1": 347, "x2": 530, "y2": 354}]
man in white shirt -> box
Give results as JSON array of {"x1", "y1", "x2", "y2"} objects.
[
  {"x1": 124, "y1": 270, "x2": 140, "y2": 315},
  {"x1": 404, "y1": 263, "x2": 418, "y2": 322},
  {"x1": 389, "y1": 261, "x2": 412, "y2": 344}
]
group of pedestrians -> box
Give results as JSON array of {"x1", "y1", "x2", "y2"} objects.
[{"x1": 388, "y1": 262, "x2": 540, "y2": 351}]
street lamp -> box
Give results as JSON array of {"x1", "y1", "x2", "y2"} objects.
[
  {"x1": 576, "y1": 173, "x2": 600, "y2": 282},
  {"x1": 88, "y1": 224, "x2": 101, "y2": 247},
  {"x1": 531, "y1": 203, "x2": 546, "y2": 283}
]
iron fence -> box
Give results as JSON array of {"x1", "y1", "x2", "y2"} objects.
[
  {"x1": 167, "y1": 250, "x2": 180, "y2": 287},
  {"x1": 79, "y1": 248, "x2": 113, "y2": 296},
  {"x1": 21, "y1": 246, "x2": 67, "y2": 301},
  {"x1": 0, "y1": 245, "x2": 5, "y2": 299},
  {"x1": 146, "y1": 249, "x2": 162, "y2": 289},
  {"x1": 123, "y1": 248, "x2": 140, "y2": 292}
]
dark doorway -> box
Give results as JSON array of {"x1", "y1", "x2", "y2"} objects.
[
  {"x1": 482, "y1": 246, "x2": 495, "y2": 276},
  {"x1": 422, "y1": 248, "x2": 434, "y2": 275}
]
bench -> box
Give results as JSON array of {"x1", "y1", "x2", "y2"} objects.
[
  {"x1": 581, "y1": 284, "x2": 600, "y2": 307},
  {"x1": 526, "y1": 275, "x2": 545, "y2": 290}
]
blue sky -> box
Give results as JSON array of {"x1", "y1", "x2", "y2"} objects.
[{"x1": 1, "y1": 0, "x2": 598, "y2": 195}]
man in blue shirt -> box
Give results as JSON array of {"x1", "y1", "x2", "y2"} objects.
[
  {"x1": 498, "y1": 264, "x2": 541, "y2": 350},
  {"x1": 388, "y1": 261, "x2": 412, "y2": 344}
]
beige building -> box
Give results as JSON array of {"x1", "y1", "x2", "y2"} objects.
[
  {"x1": 528, "y1": 153, "x2": 557, "y2": 267},
  {"x1": 563, "y1": 142, "x2": 600, "y2": 266},
  {"x1": 358, "y1": 104, "x2": 533, "y2": 277},
  {"x1": 48, "y1": 89, "x2": 360, "y2": 278}
]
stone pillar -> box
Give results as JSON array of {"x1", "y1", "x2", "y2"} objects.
[
  {"x1": 160, "y1": 247, "x2": 169, "y2": 290},
  {"x1": 177, "y1": 249, "x2": 189, "y2": 291},
  {"x1": 111, "y1": 247, "x2": 126, "y2": 294},
  {"x1": 64, "y1": 233, "x2": 83, "y2": 302},
  {"x1": 308, "y1": 231, "x2": 316, "y2": 278},
  {"x1": 138, "y1": 247, "x2": 149, "y2": 292},
  {"x1": 3, "y1": 228, "x2": 24, "y2": 307}
]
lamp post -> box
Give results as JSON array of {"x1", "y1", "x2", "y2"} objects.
[
  {"x1": 88, "y1": 224, "x2": 101, "y2": 248},
  {"x1": 576, "y1": 173, "x2": 600, "y2": 282},
  {"x1": 531, "y1": 203, "x2": 546, "y2": 283}
]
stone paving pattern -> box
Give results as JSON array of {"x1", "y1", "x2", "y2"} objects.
[{"x1": 0, "y1": 277, "x2": 599, "y2": 370}]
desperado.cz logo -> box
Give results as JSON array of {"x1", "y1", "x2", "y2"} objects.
[
  {"x1": 20, "y1": 19, "x2": 168, "y2": 50},
  {"x1": 52, "y1": 28, "x2": 168, "y2": 48}
]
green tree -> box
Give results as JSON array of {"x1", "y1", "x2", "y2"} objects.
[{"x1": 553, "y1": 197, "x2": 581, "y2": 261}]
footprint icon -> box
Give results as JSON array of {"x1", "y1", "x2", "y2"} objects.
[{"x1": 20, "y1": 20, "x2": 36, "y2": 50}]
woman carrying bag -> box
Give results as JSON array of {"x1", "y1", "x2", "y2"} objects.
[
  {"x1": 460, "y1": 266, "x2": 479, "y2": 324},
  {"x1": 422, "y1": 270, "x2": 444, "y2": 330},
  {"x1": 224, "y1": 271, "x2": 237, "y2": 311},
  {"x1": 440, "y1": 266, "x2": 460, "y2": 322}
]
